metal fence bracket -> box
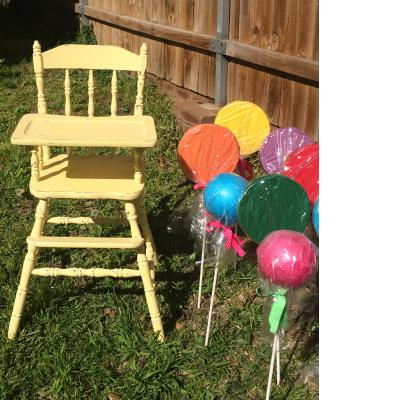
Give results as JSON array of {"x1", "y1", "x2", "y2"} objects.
[
  {"x1": 79, "y1": 0, "x2": 89, "y2": 26},
  {"x1": 215, "y1": 0, "x2": 231, "y2": 106},
  {"x1": 210, "y1": 39, "x2": 226, "y2": 55}
]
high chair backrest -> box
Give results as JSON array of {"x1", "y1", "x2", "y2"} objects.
[{"x1": 33, "y1": 40, "x2": 147, "y2": 118}]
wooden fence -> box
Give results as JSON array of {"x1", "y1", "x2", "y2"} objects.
[{"x1": 76, "y1": 0, "x2": 319, "y2": 138}]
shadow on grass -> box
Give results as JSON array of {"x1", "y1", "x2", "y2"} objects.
[{"x1": 19, "y1": 260, "x2": 199, "y2": 338}]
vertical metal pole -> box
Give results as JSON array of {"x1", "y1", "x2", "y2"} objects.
[
  {"x1": 80, "y1": 0, "x2": 89, "y2": 27},
  {"x1": 215, "y1": 0, "x2": 231, "y2": 106}
]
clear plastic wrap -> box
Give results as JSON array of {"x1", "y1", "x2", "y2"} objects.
[
  {"x1": 238, "y1": 174, "x2": 310, "y2": 244},
  {"x1": 177, "y1": 123, "x2": 240, "y2": 185},
  {"x1": 259, "y1": 127, "x2": 314, "y2": 174},
  {"x1": 214, "y1": 101, "x2": 270, "y2": 157},
  {"x1": 189, "y1": 192, "x2": 236, "y2": 266},
  {"x1": 256, "y1": 230, "x2": 318, "y2": 399},
  {"x1": 284, "y1": 143, "x2": 319, "y2": 206},
  {"x1": 189, "y1": 192, "x2": 207, "y2": 245},
  {"x1": 257, "y1": 230, "x2": 318, "y2": 289}
]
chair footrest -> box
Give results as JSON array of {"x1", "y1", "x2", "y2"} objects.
[
  {"x1": 31, "y1": 267, "x2": 141, "y2": 278},
  {"x1": 46, "y1": 216, "x2": 128, "y2": 225},
  {"x1": 27, "y1": 236, "x2": 144, "y2": 249}
]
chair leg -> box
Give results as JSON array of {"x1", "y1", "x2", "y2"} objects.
[
  {"x1": 135, "y1": 195, "x2": 158, "y2": 266},
  {"x1": 8, "y1": 199, "x2": 48, "y2": 339},
  {"x1": 137, "y1": 251, "x2": 165, "y2": 341},
  {"x1": 126, "y1": 200, "x2": 155, "y2": 284},
  {"x1": 8, "y1": 246, "x2": 38, "y2": 339},
  {"x1": 124, "y1": 201, "x2": 142, "y2": 239},
  {"x1": 125, "y1": 201, "x2": 164, "y2": 340}
]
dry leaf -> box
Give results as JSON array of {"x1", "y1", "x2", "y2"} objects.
[
  {"x1": 102, "y1": 308, "x2": 116, "y2": 320},
  {"x1": 108, "y1": 393, "x2": 121, "y2": 400},
  {"x1": 175, "y1": 322, "x2": 184, "y2": 330}
]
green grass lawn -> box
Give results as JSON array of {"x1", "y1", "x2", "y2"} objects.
[{"x1": 0, "y1": 14, "x2": 318, "y2": 400}]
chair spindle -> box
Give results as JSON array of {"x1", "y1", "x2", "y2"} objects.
[
  {"x1": 111, "y1": 70, "x2": 118, "y2": 156},
  {"x1": 111, "y1": 70, "x2": 117, "y2": 116},
  {"x1": 33, "y1": 40, "x2": 50, "y2": 161},
  {"x1": 88, "y1": 69, "x2": 95, "y2": 155},
  {"x1": 134, "y1": 43, "x2": 147, "y2": 116},
  {"x1": 65, "y1": 69, "x2": 72, "y2": 156}
]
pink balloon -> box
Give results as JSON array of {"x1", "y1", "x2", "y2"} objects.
[{"x1": 257, "y1": 230, "x2": 318, "y2": 289}]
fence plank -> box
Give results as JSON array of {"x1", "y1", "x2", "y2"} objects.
[
  {"x1": 183, "y1": 0, "x2": 198, "y2": 92},
  {"x1": 277, "y1": 0, "x2": 300, "y2": 128},
  {"x1": 197, "y1": 0, "x2": 217, "y2": 97},
  {"x1": 164, "y1": 0, "x2": 178, "y2": 83},
  {"x1": 77, "y1": 0, "x2": 318, "y2": 134}
]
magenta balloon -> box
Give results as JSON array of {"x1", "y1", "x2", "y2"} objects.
[
  {"x1": 257, "y1": 230, "x2": 318, "y2": 289},
  {"x1": 259, "y1": 127, "x2": 314, "y2": 174}
]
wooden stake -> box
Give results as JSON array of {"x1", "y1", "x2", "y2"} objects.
[
  {"x1": 266, "y1": 334, "x2": 278, "y2": 400},
  {"x1": 205, "y1": 246, "x2": 221, "y2": 346},
  {"x1": 197, "y1": 212, "x2": 208, "y2": 309},
  {"x1": 276, "y1": 330, "x2": 281, "y2": 385}
]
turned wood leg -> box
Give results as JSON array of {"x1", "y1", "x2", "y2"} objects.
[
  {"x1": 135, "y1": 196, "x2": 158, "y2": 266},
  {"x1": 126, "y1": 200, "x2": 156, "y2": 285},
  {"x1": 124, "y1": 201, "x2": 142, "y2": 239},
  {"x1": 8, "y1": 200, "x2": 48, "y2": 339},
  {"x1": 8, "y1": 246, "x2": 38, "y2": 339},
  {"x1": 137, "y1": 252, "x2": 165, "y2": 342}
]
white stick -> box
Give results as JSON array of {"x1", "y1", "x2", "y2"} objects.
[
  {"x1": 276, "y1": 329, "x2": 281, "y2": 385},
  {"x1": 266, "y1": 334, "x2": 278, "y2": 400},
  {"x1": 233, "y1": 224, "x2": 238, "y2": 270},
  {"x1": 197, "y1": 213, "x2": 207, "y2": 309},
  {"x1": 205, "y1": 247, "x2": 221, "y2": 346}
]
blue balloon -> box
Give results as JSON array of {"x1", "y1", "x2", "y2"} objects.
[
  {"x1": 313, "y1": 197, "x2": 319, "y2": 236},
  {"x1": 204, "y1": 173, "x2": 248, "y2": 226}
]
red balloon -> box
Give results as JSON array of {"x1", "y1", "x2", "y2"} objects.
[
  {"x1": 283, "y1": 143, "x2": 319, "y2": 205},
  {"x1": 257, "y1": 230, "x2": 318, "y2": 289}
]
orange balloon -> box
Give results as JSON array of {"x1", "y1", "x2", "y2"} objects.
[{"x1": 177, "y1": 124, "x2": 240, "y2": 185}]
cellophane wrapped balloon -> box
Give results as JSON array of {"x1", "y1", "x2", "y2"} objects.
[
  {"x1": 214, "y1": 101, "x2": 271, "y2": 157},
  {"x1": 177, "y1": 124, "x2": 240, "y2": 185},
  {"x1": 257, "y1": 230, "x2": 318, "y2": 350},
  {"x1": 259, "y1": 127, "x2": 314, "y2": 174},
  {"x1": 283, "y1": 143, "x2": 319, "y2": 206},
  {"x1": 258, "y1": 272, "x2": 319, "y2": 375},
  {"x1": 257, "y1": 230, "x2": 318, "y2": 289},
  {"x1": 203, "y1": 173, "x2": 248, "y2": 226}
]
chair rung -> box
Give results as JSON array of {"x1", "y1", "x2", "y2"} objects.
[
  {"x1": 47, "y1": 216, "x2": 128, "y2": 225},
  {"x1": 27, "y1": 236, "x2": 143, "y2": 249},
  {"x1": 31, "y1": 267, "x2": 141, "y2": 278}
]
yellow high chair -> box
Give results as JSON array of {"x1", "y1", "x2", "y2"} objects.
[{"x1": 8, "y1": 41, "x2": 165, "y2": 341}]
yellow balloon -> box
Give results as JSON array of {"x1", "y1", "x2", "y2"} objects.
[{"x1": 215, "y1": 101, "x2": 270, "y2": 157}]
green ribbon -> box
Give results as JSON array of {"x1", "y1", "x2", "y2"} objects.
[
  {"x1": 256, "y1": 286, "x2": 288, "y2": 334},
  {"x1": 268, "y1": 289, "x2": 287, "y2": 334}
]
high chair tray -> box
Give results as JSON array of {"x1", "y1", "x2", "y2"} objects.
[{"x1": 11, "y1": 114, "x2": 157, "y2": 148}]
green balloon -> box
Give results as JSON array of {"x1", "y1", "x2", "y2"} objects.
[{"x1": 238, "y1": 174, "x2": 310, "y2": 243}]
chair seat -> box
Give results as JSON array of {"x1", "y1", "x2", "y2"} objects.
[{"x1": 30, "y1": 154, "x2": 143, "y2": 200}]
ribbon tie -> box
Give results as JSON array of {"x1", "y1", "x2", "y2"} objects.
[
  {"x1": 256, "y1": 287, "x2": 288, "y2": 334},
  {"x1": 268, "y1": 289, "x2": 287, "y2": 334},
  {"x1": 207, "y1": 220, "x2": 246, "y2": 257},
  {"x1": 193, "y1": 183, "x2": 205, "y2": 190}
]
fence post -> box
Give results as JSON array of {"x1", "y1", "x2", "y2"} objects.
[
  {"x1": 79, "y1": 0, "x2": 89, "y2": 27},
  {"x1": 214, "y1": 0, "x2": 230, "y2": 106}
]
